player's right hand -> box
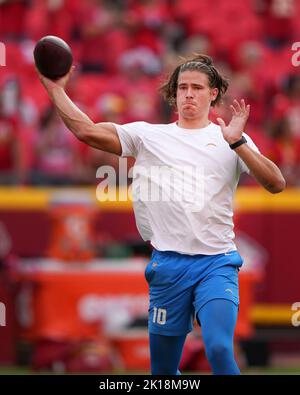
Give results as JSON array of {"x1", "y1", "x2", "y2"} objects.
[{"x1": 37, "y1": 65, "x2": 75, "y2": 93}]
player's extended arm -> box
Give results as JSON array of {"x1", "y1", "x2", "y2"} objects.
[
  {"x1": 37, "y1": 69, "x2": 122, "y2": 156},
  {"x1": 233, "y1": 144, "x2": 285, "y2": 194},
  {"x1": 217, "y1": 99, "x2": 286, "y2": 194}
]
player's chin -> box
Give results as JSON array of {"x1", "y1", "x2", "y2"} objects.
[{"x1": 181, "y1": 109, "x2": 198, "y2": 118}]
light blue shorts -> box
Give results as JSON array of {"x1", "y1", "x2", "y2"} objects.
[{"x1": 145, "y1": 249, "x2": 243, "y2": 336}]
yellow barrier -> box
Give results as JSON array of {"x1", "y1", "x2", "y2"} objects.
[
  {"x1": 251, "y1": 304, "x2": 294, "y2": 326},
  {"x1": 0, "y1": 186, "x2": 299, "y2": 211},
  {"x1": 0, "y1": 187, "x2": 131, "y2": 211}
]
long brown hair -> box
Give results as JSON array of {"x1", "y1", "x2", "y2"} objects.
[{"x1": 160, "y1": 54, "x2": 229, "y2": 108}]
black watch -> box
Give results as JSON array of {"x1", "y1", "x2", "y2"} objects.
[{"x1": 229, "y1": 136, "x2": 247, "y2": 150}]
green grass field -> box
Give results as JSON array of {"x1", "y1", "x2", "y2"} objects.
[{"x1": 1, "y1": 366, "x2": 300, "y2": 375}]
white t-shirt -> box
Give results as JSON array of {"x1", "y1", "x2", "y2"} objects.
[{"x1": 113, "y1": 121, "x2": 259, "y2": 255}]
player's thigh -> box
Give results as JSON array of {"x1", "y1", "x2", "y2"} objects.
[
  {"x1": 193, "y1": 264, "x2": 239, "y2": 317},
  {"x1": 148, "y1": 285, "x2": 194, "y2": 336},
  {"x1": 145, "y1": 253, "x2": 194, "y2": 336}
]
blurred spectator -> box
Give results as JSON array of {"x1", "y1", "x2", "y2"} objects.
[
  {"x1": 178, "y1": 35, "x2": 213, "y2": 59},
  {"x1": 125, "y1": 0, "x2": 172, "y2": 54},
  {"x1": 255, "y1": 0, "x2": 297, "y2": 48},
  {"x1": 268, "y1": 117, "x2": 300, "y2": 186},
  {"x1": 270, "y1": 74, "x2": 300, "y2": 137},
  {"x1": 119, "y1": 47, "x2": 162, "y2": 77},
  {"x1": 117, "y1": 57, "x2": 161, "y2": 123},
  {"x1": 229, "y1": 41, "x2": 268, "y2": 126},
  {"x1": 0, "y1": 0, "x2": 30, "y2": 41},
  {"x1": 77, "y1": 0, "x2": 130, "y2": 73},
  {"x1": 30, "y1": 107, "x2": 87, "y2": 185},
  {"x1": 0, "y1": 78, "x2": 25, "y2": 184},
  {"x1": 24, "y1": 0, "x2": 81, "y2": 42}
]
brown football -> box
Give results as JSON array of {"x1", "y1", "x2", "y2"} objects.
[{"x1": 34, "y1": 35, "x2": 73, "y2": 80}]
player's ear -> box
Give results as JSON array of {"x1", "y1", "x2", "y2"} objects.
[{"x1": 211, "y1": 87, "x2": 218, "y2": 101}]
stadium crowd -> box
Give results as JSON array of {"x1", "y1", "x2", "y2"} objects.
[{"x1": 1, "y1": 0, "x2": 300, "y2": 186}]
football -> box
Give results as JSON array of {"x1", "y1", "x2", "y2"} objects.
[{"x1": 33, "y1": 35, "x2": 73, "y2": 80}]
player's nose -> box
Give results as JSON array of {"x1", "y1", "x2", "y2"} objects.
[{"x1": 185, "y1": 87, "x2": 194, "y2": 98}]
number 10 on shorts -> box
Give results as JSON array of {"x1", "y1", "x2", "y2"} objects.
[{"x1": 153, "y1": 307, "x2": 167, "y2": 325}]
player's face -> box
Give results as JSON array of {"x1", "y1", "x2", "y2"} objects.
[{"x1": 176, "y1": 71, "x2": 218, "y2": 120}]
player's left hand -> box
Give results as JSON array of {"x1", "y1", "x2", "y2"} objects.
[{"x1": 216, "y1": 99, "x2": 250, "y2": 145}]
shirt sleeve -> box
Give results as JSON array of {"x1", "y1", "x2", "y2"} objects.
[
  {"x1": 237, "y1": 132, "x2": 260, "y2": 174},
  {"x1": 112, "y1": 121, "x2": 146, "y2": 158}
]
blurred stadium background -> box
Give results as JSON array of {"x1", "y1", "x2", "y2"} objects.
[{"x1": 0, "y1": 0, "x2": 300, "y2": 375}]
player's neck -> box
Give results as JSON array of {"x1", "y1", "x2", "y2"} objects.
[{"x1": 177, "y1": 117, "x2": 211, "y2": 130}]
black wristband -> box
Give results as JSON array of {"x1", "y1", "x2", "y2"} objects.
[{"x1": 229, "y1": 136, "x2": 247, "y2": 150}]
